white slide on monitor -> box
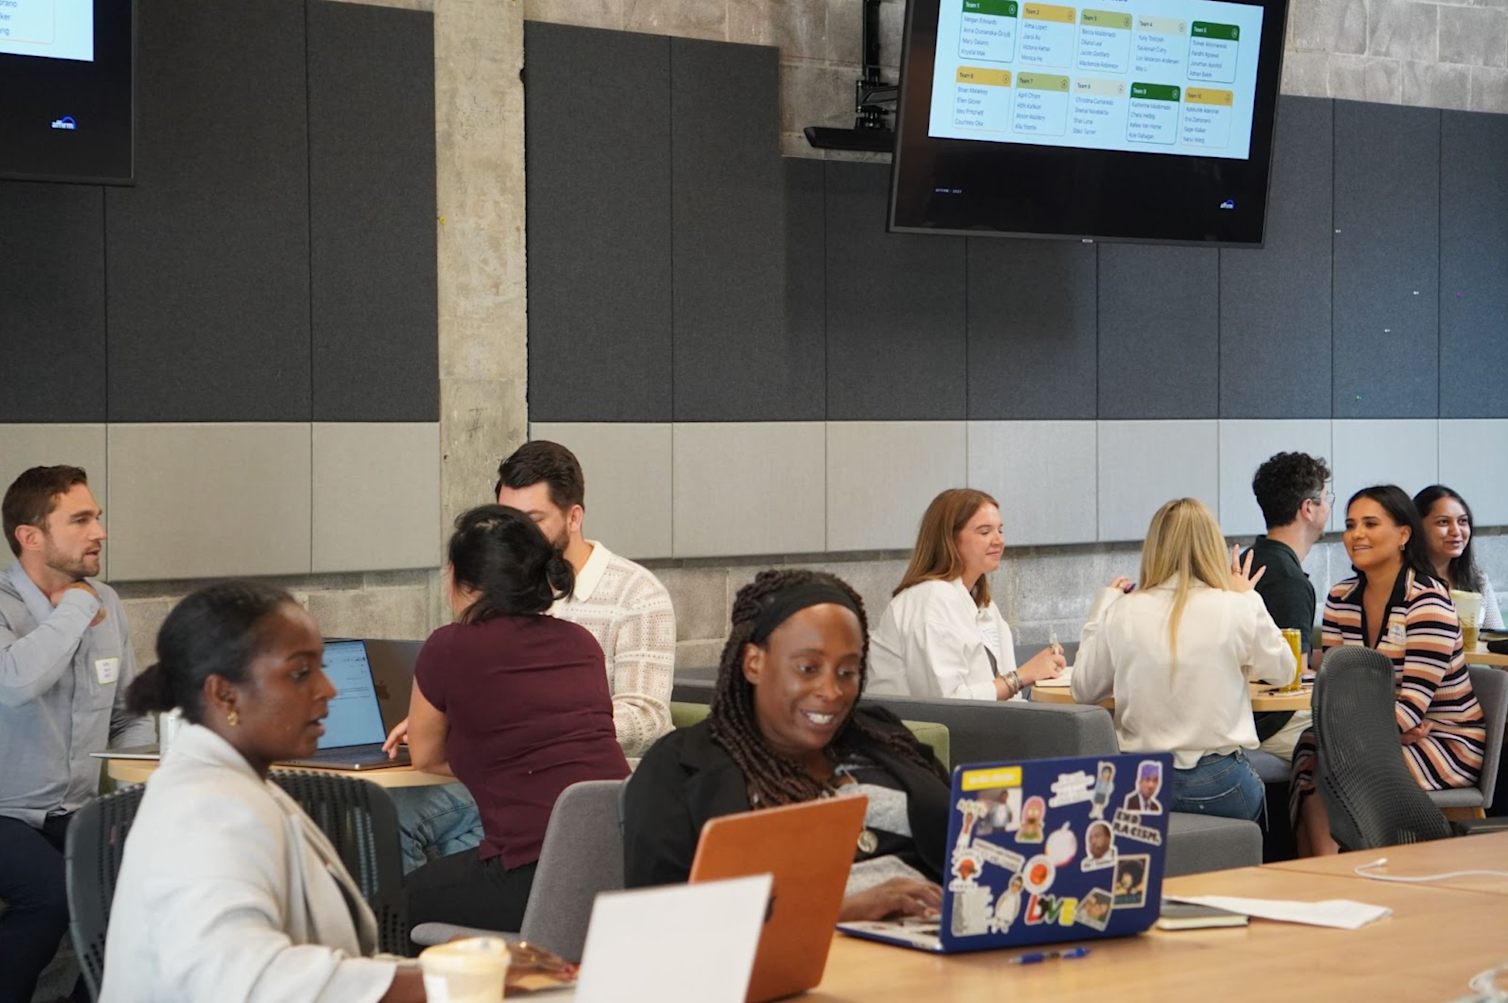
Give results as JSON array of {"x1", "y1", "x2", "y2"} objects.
[
  {"x1": 927, "y1": 0, "x2": 1263, "y2": 160},
  {"x1": 0, "y1": 0, "x2": 95, "y2": 62}
]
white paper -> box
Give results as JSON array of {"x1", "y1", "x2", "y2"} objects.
[
  {"x1": 1166, "y1": 895, "x2": 1391, "y2": 930},
  {"x1": 575, "y1": 874, "x2": 773, "y2": 1003}
]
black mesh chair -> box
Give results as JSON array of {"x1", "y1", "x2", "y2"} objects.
[
  {"x1": 269, "y1": 771, "x2": 410, "y2": 956},
  {"x1": 1312, "y1": 645, "x2": 1508, "y2": 850},
  {"x1": 64, "y1": 784, "x2": 147, "y2": 1001}
]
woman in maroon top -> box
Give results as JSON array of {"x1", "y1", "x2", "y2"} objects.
[{"x1": 404, "y1": 504, "x2": 629, "y2": 939}]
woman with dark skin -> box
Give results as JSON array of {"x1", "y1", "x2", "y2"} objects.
[
  {"x1": 625, "y1": 569, "x2": 949, "y2": 921},
  {"x1": 101, "y1": 582, "x2": 425, "y2": 1003}
]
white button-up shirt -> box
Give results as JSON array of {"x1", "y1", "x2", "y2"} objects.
[{"x1": 867, "y1": 578, "x2": 1017, "y2": 701}]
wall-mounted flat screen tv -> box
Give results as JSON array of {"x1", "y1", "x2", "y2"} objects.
[
  {"x1": 0, "y1": 0, "x2": 134, "y2": 184},
  {"x1": 889, "y1": 0, "x2": 1288, "y2": 245}
]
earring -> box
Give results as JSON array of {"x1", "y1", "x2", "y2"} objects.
[{"x1": 227, "y1": 709, "x2": 240, "y2": 728}]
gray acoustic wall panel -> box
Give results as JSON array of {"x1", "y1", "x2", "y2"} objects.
[
  {"x1": 307, "y1": 2, "x2": 438, "y2": 422},
  {"x1": 1097, "y1": 244, "x2": 1219, "y2": 419},
  {"x1": 670, "y1": 39, "x2": 823, "y2": 422},
  {"x1": 105, "y1": 0, "x2": 312, "y2": 422},
  {"x1": 825, "y1": 162, "x2": 967, "y2": 420},
  {"x1": 525, "y1": 23, "x2": 673, "y2": 422},
  {"x1": 1332, "y1": 100, "x2": 1440, "y2": 419},
  {"x1": 1219, "y1": 96, "x2": 1333, "y2": 419},
  {"x1": 967, "y1": 239, "x2": 1097, "y2": 420},
  {"x1": 1440, "y1": 111, "x2": 1508, "y2": 419},
  {"x1": 0, "y1": 183, "x2": 106, "y2": 422}
]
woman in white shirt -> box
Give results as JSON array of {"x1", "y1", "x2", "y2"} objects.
[
  {"x1": 1071, "y1": 498, "x2": 1292, "y2": 821},
  {"x1": 868, "y1": 488, "x2": 1065, "y2": 700},
  {"x1": 101, "y1": 582, "x2": 424, "y2": 1003}
]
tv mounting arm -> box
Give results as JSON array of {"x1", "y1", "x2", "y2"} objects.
[{"x1": 805, "y1": 0, "x2": 898, "y2": 152}]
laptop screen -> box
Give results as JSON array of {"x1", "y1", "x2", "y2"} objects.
[{"x1": 318, "y1": 640, "x2": 388, "y2": 749}]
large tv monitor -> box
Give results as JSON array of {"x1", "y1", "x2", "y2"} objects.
[
  {"x1": 889, "y1": 0, "x2": 1288, "y2": 245},
  {"x1": 0, "y1": 0, "x2": 134, "y2": 185}
]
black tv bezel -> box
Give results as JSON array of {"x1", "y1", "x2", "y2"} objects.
[
  {"x1": 888, "y1": 0, "x2": 1289, "y2": 247},
  {"x1": 0, "y1": 0, "x2": 135, "y2": 186}
]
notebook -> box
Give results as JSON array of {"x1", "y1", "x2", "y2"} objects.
[
  {"x1": 279, "y1": 639, "x2": 410, "y2": 770},
  {"x1": 837, "y1": 752, "x2": 1172, "y2": 954},
  {"x1": 689, "y1": 795, "x2": 868, "y2": 1003}
]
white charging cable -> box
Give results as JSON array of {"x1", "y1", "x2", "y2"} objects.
[{"x1": 1353, "y1": 857, "x2": 1508, "y2": 882}]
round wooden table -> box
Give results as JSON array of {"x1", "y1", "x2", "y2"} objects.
[
  {"x1": 1031, "y1": 681, "x2": 1311, "y2": 712},
  {"x1": 1466, "y1": 643, "x2": 1508, "y2": 668},
  {"x1": 105, "y1": 757, "x2": 454, "y2": 787}
]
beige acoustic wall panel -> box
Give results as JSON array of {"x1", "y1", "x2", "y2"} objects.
[
  {"x1": 1330, "y1": 420, "x2": 1439, "y2": 533},
  {"x1": 0, "y1": 425, "x2": 109, "y2": 577},
  {"x1": 527, "y1": 423, "x2": 673, "y2": 560},
  {"x1": 1217, "y1": 420, "x2": 1334, "y2": 538},
  {"x1": 826, "y1": 422, "x2": 966, "y2": 552},
  {"x1": 968, "y1": 421, "x2": 1097, "y2": 546},
  {"x1": 313, "y1": 423, "x2": 440, "y2": 573},
  {"x1": 108, "y1": 423, "x2": 312, "y2": 581},
  {"x1": 1097, "y1": 421, "x2": 1220, "y2": 542},
  {"x1": 673, "y1": 422, "x2": 825, "y2": 558},
  {"x1": 1439, "y1": 420, "x2": 1508, "y2": 529}
]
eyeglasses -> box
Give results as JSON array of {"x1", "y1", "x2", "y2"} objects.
[{"x1": 1308, "y1": 491, "x2": 1334, "y2": 507}]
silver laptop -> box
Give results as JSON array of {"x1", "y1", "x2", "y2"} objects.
[{"x1": 279, "y1": 639, "x2": 410, "y2": 770}]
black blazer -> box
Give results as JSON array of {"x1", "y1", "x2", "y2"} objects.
[{"x1": 622, "y1": 706, "x2": 951, "y2": 889}]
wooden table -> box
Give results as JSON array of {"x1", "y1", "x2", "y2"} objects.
[
  {"x1": 1266, "y1": 830, "x2": 1508, "y2": 896},
  {"x1": 790, "y1": 837, "x2": 1508, "y2": 1002},
  {"x1": 1466, "y1": 642, "x2": 1508, "y2": 668},
  {"x1": 104, "y1": 756, "x2": 453, "y2": 788},
  {"x1": 1031, "y1": 681, "x2": 1312, "y2": 713}
]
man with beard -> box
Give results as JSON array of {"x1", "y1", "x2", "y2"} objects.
[
  {"x1": 0, "y1": 466, "x2": 153, "y2": 1002},
  {"x1": 384, "y1": 441, "x2": 676, "y2": 872}
]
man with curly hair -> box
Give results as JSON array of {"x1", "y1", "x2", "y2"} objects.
[{"x1": 1244, "y1": 451, "x2": 1332, "y2": 760}]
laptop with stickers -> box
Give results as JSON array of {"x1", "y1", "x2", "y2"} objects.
[{"x1": 837, "y1": 752, "x2": 1172, "y2": 954}]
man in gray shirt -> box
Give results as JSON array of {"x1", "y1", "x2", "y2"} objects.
[{"x1": 0, "y1": 465, "x2": 153, "y2": 1003}]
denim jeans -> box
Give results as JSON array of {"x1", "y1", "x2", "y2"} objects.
[
  {"x1": 387, "y1": 782, "x2": 484, "y2": 874},
  {"x1": 1170, "y1": 751, "x2": 1266, "y2": 822}
]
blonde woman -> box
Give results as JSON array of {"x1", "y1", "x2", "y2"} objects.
[
  {"x1": 867, "y1": 488, "x2": 1065, "y2": 701},
  {"x1": 1071, "y1": 498, "x2": 1292, "y2": 820}
]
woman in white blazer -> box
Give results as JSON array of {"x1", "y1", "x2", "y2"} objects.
[
  {"x1": 868, "y1": 488, "x2": 1065, "y2": 700},
  {"x1": 1071, "y1": 498, "x2": 1292, "y2": 821},
  {"x1": 100, "y1": 582, "x2": 425, "y2": 1003}
]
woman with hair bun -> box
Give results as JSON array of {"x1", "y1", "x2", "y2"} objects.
[
  {"x1": 403, "y1": 505, "x2": 630, "y2": 937},
  {"x1": 101, "y1": 581, "x2": 425, "y2": 1003}
]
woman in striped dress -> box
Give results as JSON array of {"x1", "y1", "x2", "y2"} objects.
[{"x1": 1291, "y1": 484, "x2": 1486, "y2": 857}]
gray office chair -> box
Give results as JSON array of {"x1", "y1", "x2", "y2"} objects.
[
  {"x1": 64, "y1": 784, "x2": 148, "y2": 1001},
  {"x1": 1311, "y1": 645, "x2": 1508, "y2": 850},
  {"x1": 269, "y1": 770, "x2": 410, "y2": 956},
  {"x1": 1427, "y1": 665, "x2": 1508, "y2": 814},
  {"x1": 410, "y1": 779, "x2": 626, "y2": 962}
]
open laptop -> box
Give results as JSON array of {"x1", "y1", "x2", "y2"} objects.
[
  {"x1": 837, "y1": 752, "x2": 1172, "y2": 954},
  {"x1": 689, "y1": 795, "x2": 868, "y2": 1003},
  {"x1": 279, "y1": 639, "x2": 410, "y2": 770}
]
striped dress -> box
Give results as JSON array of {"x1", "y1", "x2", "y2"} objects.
[{"x1": 1290, "y1": 569, "x2": 1486, "y2": 821}]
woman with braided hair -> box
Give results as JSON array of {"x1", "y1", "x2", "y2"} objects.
[{"x1": 624, "y1": 569, "x2": 950, "y2": 921}]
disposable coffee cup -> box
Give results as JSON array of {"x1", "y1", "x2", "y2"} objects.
[
  {"x1": 419, "y1": 936, "x2": 510, "y2": 1003},
  {"x1": 1451, "y1": 590, "x2": 1483, "y2": 652}
]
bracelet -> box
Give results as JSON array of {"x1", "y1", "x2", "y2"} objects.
[{"x1": 1007, "y1": 670, "x2": 1023, "y2": 695}]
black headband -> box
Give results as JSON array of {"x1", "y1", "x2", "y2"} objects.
[{"x1": 748, "y1": 582, "x2": 861, "y2": 645}]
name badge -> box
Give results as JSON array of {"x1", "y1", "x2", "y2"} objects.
[
  {"x1": 1386, "y1": 622, "x2": 1407, "y2": 646},
  {"x1": 95, "y1": 657, "x2": 120, "y2": 686}
]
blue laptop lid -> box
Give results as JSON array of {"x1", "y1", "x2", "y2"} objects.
[{"x1": 937, "y1": 752, "x2": 1173, "y2": 952}]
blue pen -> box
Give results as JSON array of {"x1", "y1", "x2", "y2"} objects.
[{"x1": 1007, "y1": 947, "x2": 1091, "y2": 965}]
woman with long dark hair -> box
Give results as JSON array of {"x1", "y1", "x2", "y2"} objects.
[
  {"x1": 1290, "y1": 485, "x2": 1486, "y2": 856},
  {"x1": 624, "y1": 569, "x2": 950, "y2": 921},
  {"x1": 1413, "y1": 484, "x2": 1504, "y2": 630},
  {"x1": 403, "y1": 505, "x2": 629, "y2": 936}
]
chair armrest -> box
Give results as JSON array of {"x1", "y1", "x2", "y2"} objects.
[{"x1": 410, "y1": 921, "x2": 522, "y2": 947}]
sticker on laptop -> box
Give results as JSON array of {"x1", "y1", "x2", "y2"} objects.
[
  {"x1": 1077, "y1": 888, "x2": 1114, "y2": 931},
  {"x1": 1049, "y1": 768, "x2": 1096, "y2": 808},
  {"x1": 1122, "y1": 760, "x2": 1164, "y2": 815},
  {"x1": 991, "y1": 874, "x2": 1025, "y2": 933},
  {"x1": 951, "y1": 884, "x2": 995, "y2": 937},
  {"x1": 1090, "y1": 761, "x2": 1117, "y2": 820},
  {"x1": 1113, "y1": 854, "x2": 1151, "y2": 908},
  {"x1": 1081, "y1": 820, "x2": 1117, "y2": 871},
  {"x1": 1017, "y1": 796, "x2": 1046, "y2": 843}
]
